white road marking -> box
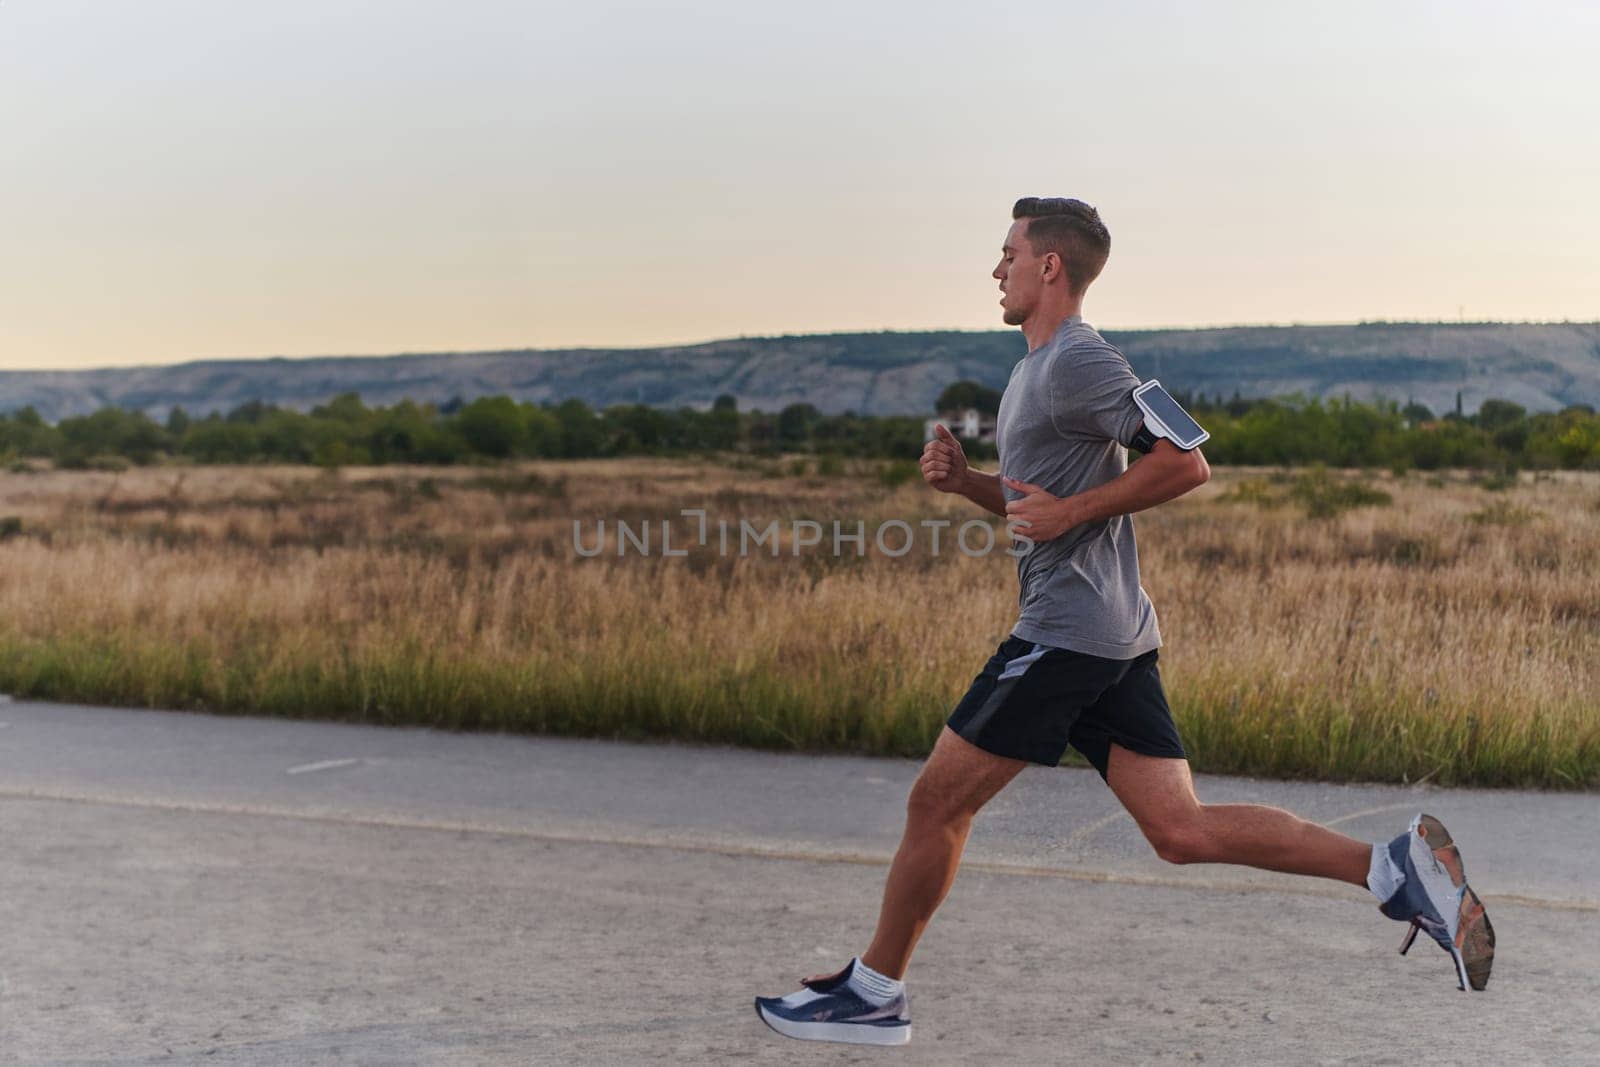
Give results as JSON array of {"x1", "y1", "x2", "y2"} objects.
[
  {"x1": 3, "y1": 784, "x2": 1590, "y2": 913},
  {"x1": 285, "y1": 758, "x2": 363, "y2": 776},
  {"x1": 1065, "y1": 808, "x2": 1132, "y2": 848},
  {"x1": 1323, "y1": 803, "x2": 1419, "y2": 828}
]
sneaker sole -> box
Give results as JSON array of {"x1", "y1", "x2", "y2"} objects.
[
  {"x1": 1417, "y1": 814, "x2": 1495, "y2": 991},
  {"x1": 754, "y1": 1000, "x2": 911, "y2": 1046}
]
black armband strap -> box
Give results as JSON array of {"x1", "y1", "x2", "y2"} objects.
[{"x1": 1129, "y1": 422, "x2": 1159, "y2": 454}]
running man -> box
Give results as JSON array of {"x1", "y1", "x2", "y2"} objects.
[{"x1": 755, "y1": 197, "x2": 1495, "y2": 1046}]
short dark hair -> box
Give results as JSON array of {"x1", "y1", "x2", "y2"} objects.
[{"x1": 1012, "y1": 197, "x2": 1110, "y2": 295}]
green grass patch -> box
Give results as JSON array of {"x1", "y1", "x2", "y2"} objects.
[
  {"x1": 1467, "y1": 500, "x2": 1543, "y2": 526},
  {"x1": 1, "y1": 628, "x2": 1593, "y2": 788},
  {"x1": 1220, "y1": 469, "x2": 1392, "y2": 518}
]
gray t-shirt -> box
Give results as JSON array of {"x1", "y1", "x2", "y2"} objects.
[{"x1": 996, "y1": 315, "x2": 1160, "y2": 660}]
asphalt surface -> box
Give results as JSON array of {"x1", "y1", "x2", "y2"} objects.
[{"x1": 1, "y1": 697, "x2": 1596, "y2": 1065}]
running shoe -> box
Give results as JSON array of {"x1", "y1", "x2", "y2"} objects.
[
  {"x1": 1377, "y1": 812, "x2": 1495, "y2": 991},
  {"x1": 754, "y1": 958, "x2": 912, "y2": 1045}
]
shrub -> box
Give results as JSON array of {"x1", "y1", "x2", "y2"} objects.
[
  {"x1": 1467, "y1": 501, "x2": 1542, "y2": 526},
  {"x1": 1289, "y1": 468, "x2": 1392, "y2": 519},
  {"x1": 878, "y1": 460, "x2": 919, "y2": 488}
]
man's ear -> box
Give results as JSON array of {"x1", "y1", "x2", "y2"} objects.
[{"x1": 1042, "y1": 252, "x2": 1063, "y2": 284}]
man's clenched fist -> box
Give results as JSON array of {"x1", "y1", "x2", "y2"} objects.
[{"x1": 920, "y1": 423, "x2": 969, "y2": 493}]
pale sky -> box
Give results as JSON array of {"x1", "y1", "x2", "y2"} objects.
[{"x1": 2, "y1": 0, "x2": 1596, "y2": 370}]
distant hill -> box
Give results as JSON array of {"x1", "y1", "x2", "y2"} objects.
[{"x1": 4, "y1": 321, "x2": 1597, "y2": 423}]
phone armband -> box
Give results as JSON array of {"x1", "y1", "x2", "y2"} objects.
[{"x1": 1131, "y1": 379, "x2": 1208, "y2": 451}]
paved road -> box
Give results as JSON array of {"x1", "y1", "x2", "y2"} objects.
[{"x1": 1, "y1": 698, "x2": 1596, "y2": 1065}]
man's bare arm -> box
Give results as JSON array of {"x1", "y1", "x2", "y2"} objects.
[
  {"x1": 955, "y1": 468, "x2": 1007, "y2": 517},
  {"x1": 1002, "y1": 439, "x2": 1209, "y2": 543}
]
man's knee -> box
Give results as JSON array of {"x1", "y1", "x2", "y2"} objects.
[
  {"x1": 1141, "y1": 811, "x2": 1213, "y2": 865},
  {"x1": 906, "y1": 773, "x2": 976, "y2": 826}
]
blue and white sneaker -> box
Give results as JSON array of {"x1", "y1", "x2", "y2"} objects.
[
  {"x1": 1376, "y1": 813, "x2": 1495, "y2": 991},
  {"x1": 754, "y1": 958, "x2": 912, "y2": 1046}
]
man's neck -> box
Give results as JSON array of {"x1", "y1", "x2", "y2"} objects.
[{"x1": 1021, "y1": 299, "x2": 1085, "y2": 353}]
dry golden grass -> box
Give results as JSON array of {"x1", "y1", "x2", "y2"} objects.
[{"x1": 0, "y1": 458, "x2": 1594, "y2": 786}]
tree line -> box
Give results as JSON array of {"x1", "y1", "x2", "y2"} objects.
[
  {"x1": 0, "y1": 388, "x2": 1596, "y2": 471},
  {"x1": 1189, "y1": 393, "x2": 1600, "y2": 470}
]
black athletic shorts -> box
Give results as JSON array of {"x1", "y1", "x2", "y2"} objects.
[{"x1": 945, "y1": 634, "x2": 1187, "y2": 777}]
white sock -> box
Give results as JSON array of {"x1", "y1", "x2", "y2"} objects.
[
  {"x1": 1367, "y1": 841, "x2": 1405, "y2": 905},
  {"x1": 845, "y1": 957, "x2": 905, "y2": 1006}
]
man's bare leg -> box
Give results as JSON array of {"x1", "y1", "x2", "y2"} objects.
[
  {"x1": 1105, "y1": 742, "x2": 1370, "y2": 885},
  {"x1": 804, "y1": 727, "x2": 1028, "y2": 983}
]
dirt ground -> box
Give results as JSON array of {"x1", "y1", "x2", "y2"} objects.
[{"x1": 2, "y1": 701, "x2": 1596, "y2": 1065}]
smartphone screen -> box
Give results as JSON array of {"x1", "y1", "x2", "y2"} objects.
[{"x1": 1135, "y1": 382, "x2": 1208, "y2": 447}]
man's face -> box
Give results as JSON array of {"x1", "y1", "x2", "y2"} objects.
[{"x1": 993, "y1": 218, "x2": 1045, "y2": 327}]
